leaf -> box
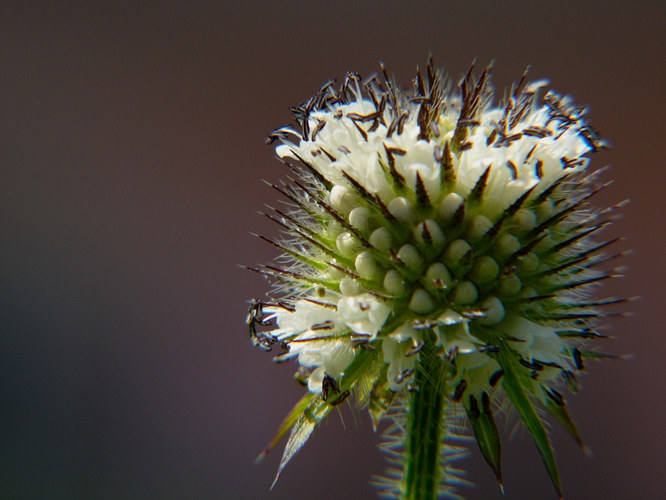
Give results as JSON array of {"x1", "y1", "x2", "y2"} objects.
[
  {"x1": 466, "y1": 392, "x2": 503, "y2": 491},
  {"x1": 369, "y1": 385, "x2": 395, "y2": 433},
  {"x1": 271, "y1": 399, "x2": 331, "y2": 489},
  {"x1": 264, "y1": 348, "x2": 375, "y2": 487},
  {"x1": 498, "y1": 348, "x2": 563, "y2": 498},
  {"x1": 353, "y1": 356, "x2": 383, "y2": 409},
  {"x1": 544, "y1": 397, "x2": 591, "y2": 456},
  {"x1": 255, "y1": 392, "x2": 315, "y2": 464},
  {"x1": 579, "y1": 349, "x2": 620, "y2": 360},
  {"x1": 365, "y1": 364, "x2": 395, "y2": 431}
]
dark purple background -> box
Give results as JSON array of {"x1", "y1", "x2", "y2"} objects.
[{"x1": 2, "y1": 1, "x2": 664, "y2": 499}]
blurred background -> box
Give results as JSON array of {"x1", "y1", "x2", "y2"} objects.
[{"x1": 1, "y1": 1, "x2": 664, "y2": 499}]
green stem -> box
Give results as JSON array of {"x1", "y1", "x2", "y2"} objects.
[{"x1": 403, "y1": 337, "x2": 447, "y2": 500}]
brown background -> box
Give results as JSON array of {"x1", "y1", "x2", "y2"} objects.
[{"x1": 1, "y1": 1, "x2": 664, "y2": 499}]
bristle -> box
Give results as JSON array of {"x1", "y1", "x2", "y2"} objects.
[
  {"x1": 414, "y1": 171, "x2": 430, "y2": 209},
  {"x1": 468, "y1": 166, "x2": 491, "y2": 204}
]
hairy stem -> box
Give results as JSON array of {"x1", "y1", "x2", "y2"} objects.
[{"x1": 403, "y1": 336, "x2": 447, "y2": 500}]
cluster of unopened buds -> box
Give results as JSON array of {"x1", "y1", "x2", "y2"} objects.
[{"x1": 245, "y1": 58, "x2": 627, "y2": 499}]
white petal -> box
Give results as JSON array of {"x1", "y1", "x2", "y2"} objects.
[{"x1": 337, "y1": 294, "x2": 391, "y2": 338}]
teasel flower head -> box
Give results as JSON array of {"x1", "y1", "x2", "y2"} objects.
[{"x1": 246, "y1": 58, "x2": 627, "y2": 499}]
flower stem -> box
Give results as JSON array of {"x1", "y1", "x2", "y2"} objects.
[{"x1": 403, "y1": 336, "x2": 447, "y2": 500}]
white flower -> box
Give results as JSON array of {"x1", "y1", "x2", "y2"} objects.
[
  {"x1": 337, "y1": 294, "x2": 391, "y2": 339},
  {"x1": 261, "y1": 75, "x2": 600, "y2": 399},
  {"x1": 249, "y1": 61, "x2": 623, "y2": 499}
]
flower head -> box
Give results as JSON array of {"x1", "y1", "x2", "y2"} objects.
[{"x1": 247, "y1": 59, "x2": 624, "y2": 499}]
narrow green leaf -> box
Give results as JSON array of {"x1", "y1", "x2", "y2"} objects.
[
  {"x1": 364, "y1": 364, "x2": 395, "y2": 431},
  {"x1": 466, "y1": 392, "x2": 503, "y2": 490},
  {"x1": 544, "y1": 397, "x2": 590, "y2": 455},
  {"x1": 353, "y1": 356, "x2": 383, "y2": 408},
  {"x1": 579, "y1": 349, "x2": 620, "y2": 360},
  {"x1": 271, "y1": 399, "x2": 331, "y2": 489},
  {"x1": 255, "y1": 392, "x2": 315, "y2": 464},
  {"x1": 498, "y1": 348, "x2": 563, "y2": 498},
  {"x1": 271, "y1": 402, "x2": 320, "y2": 489},
  {"x1": 263, "y1": 348, "x2": 374, "y2": 486}
]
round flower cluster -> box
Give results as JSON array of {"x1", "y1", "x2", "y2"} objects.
[{"x1": 248, "y1": 61, "x2": 621, "y2": 498}]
